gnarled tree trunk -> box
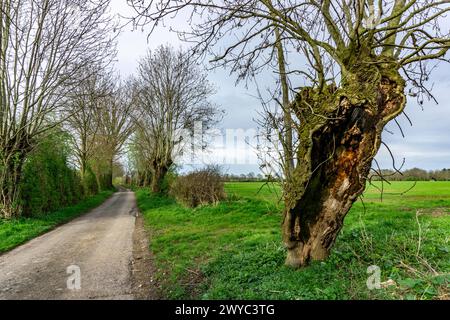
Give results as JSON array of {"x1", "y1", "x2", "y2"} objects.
[
  {"x1": 283, "y1": 64, "x2": 406, "y2": 267},
  {"x1": 0, "y1": 148, "x2": 28, "y2": 218},
  {"x1": 150, "y1": 159, "x2": 171, "y2": 193}
]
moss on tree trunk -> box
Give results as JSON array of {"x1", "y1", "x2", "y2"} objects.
[
  {"x1": 283, "y1": 61, "x2": 406, "y2": 267},
  {"x1": 150, "y1": 163, "x2": 170, "y2": 193},
  {"x1": 0, "y1": 150, "x2": 27, "y2": 218}
]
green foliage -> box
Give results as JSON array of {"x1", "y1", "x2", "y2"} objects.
[
  {"x1": 0, "y1": 191, "x2": 113, "y2": 253},
  {"x1": 82, "y1": 165, "x2": 99, "y2": 196},
  {"x1": 160, "y1": 166, "x2": 178, "y2": 194},
  {"x1": 20, "y1": 130, "x2": 85, "y2": 216},
  {"x1": 136, "y1": 181, "x2": 449, "y2": 300},
  {"x1": 97, "y1": 172, "x2": 111, "y2": 191}
]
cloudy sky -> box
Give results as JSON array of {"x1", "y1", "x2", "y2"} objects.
[{"x1": 112, "y1": 2, "x2": 450, "y2": 174}]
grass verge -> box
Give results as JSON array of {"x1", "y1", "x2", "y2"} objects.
[
  {"x1": 136, "y1": 182, "x2": 449, "y2": 300},
  {"x1": 0, "y1": 190, "x2": 114, "y2": 254}
]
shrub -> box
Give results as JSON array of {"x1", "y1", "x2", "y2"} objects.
[{"x1": 170, "y1": 166, "x2": 226, "y2": 207}]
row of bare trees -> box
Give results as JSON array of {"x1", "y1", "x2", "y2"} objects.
[
  {"x1": 0, "y1": 0, "x2": 219, "y2": 217},
  {"x1": 127, "y1": 45, "x2": 221, "y2": 193},
  {"x1": 129, "y1": 0, "x2": 450, "y2": 267},
  {"x1": 65, "y1": 69, "x2": 134, "y2": 192},
  {"x1": 0, "y1": 0, "x2": 118, "y2": 218},
  {"x1": 0, "y1": 1, "x2": 142, "y2": 218}
]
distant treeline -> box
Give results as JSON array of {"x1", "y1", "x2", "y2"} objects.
[
  {"x1": 369, "y1": 168, "x2": 450, "y2": 181},
  {"x1": 223, "y1": 173, "x2": 268, "y2": 182},
  {"x1": 222, "y1": 168, "x2": 450, "y2": 182}
]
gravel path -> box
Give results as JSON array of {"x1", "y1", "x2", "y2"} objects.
[{"x1": 0, "y1": 190, "x2": 140, "y2": 300}]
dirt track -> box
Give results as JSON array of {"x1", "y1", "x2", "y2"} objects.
[{"x1": 0, "y1": 189, "x2": 152, "y2": 300}]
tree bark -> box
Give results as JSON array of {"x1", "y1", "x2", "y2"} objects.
[
  {"x1": 105, "y1": 156, "x2": 114, "y2": 189},
  {"x1": 283, "y1": 68, "x2": 406, "y2": 267},
  {"x1": 0, "y1": 151, "x2": 26, "y2": 218},
  {"x1": 150, "y1": 164, "x2": 169, "y2": 193}
]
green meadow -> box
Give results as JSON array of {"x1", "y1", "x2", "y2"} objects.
[{"x1": 137, "y1": 181, "x2": 449, "y2": 300}]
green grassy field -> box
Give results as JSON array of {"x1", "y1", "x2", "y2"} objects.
[
  {"x1": 0, "y1": 191, "x2": 114, "y2": 253},
  {"x1": 136, "y1": 181, "x2": 449, "y2": 300}
]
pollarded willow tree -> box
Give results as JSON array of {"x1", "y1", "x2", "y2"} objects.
[
  {"x1": 130, "y1": 0, "x2": 450, "y2": 267},
  {"x1": 131, "y1": 45, "x2": 220, "y2": 193},
  {"x1": 0, "y1": 0, "x2": 117, "y2": 217}
]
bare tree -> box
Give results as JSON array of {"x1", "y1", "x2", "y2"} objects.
[
  {"x1": 66, "y1": 69, "x2": 134, "y2": 191},
  {"x1": 0, "y1": 0, "x2": 117, "y2": 217},
  {"x1": 66, "y1": 68, "x2": 113, "y2": 180},
  {"x1": 131, "y1": 44, "x2": 220, "y2": 193},
  {"x1": 130, "y1": 0, "x2": 450, "y2": 266}
]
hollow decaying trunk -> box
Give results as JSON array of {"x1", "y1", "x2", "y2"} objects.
[{"x1": 283, "y1": 69, "x2": 406, "y2": 267}]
